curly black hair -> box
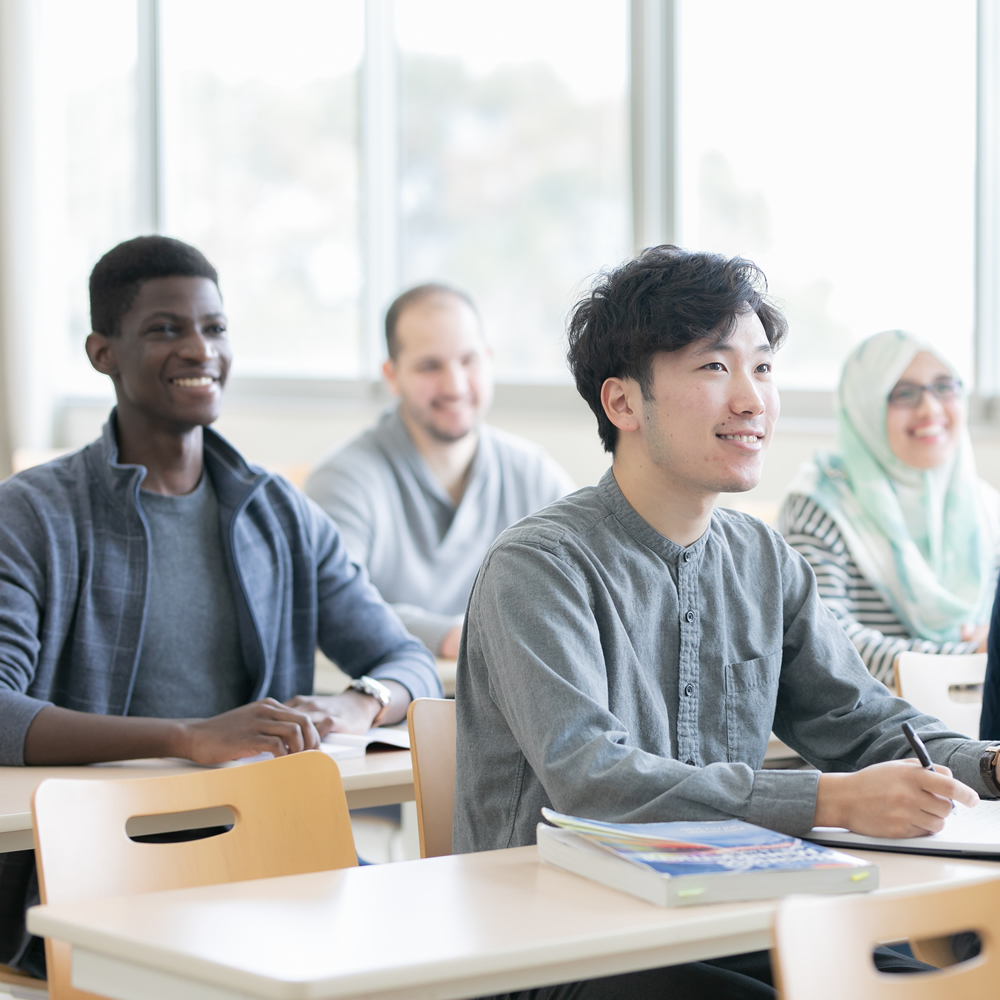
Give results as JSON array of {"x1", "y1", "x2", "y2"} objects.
[
  {"x1": 89, "y1": 235, "x2": 219, "y2": 337},
  {"x1": 566, "y1": 245, "x2": 787, "y2": 453}
]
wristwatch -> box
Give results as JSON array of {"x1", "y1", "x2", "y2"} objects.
[
  {"x1": 979, "y1": 746, "x2": 1000, "y2": 796},
  {"x1": 348, "y1": 675, "x2": 392, "y2": 726}
]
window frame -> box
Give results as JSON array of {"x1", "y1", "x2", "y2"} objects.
[{"x1": 5, "y1": 0, "x2": 999, "y2": 467}]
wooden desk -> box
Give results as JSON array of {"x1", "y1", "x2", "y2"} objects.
[
  {"x1": 0, "y1": 751, "x2": 413, "y2": 853},
  {"x1": 27, "y1": 846, "x2": 1000, "y2": 1000}
]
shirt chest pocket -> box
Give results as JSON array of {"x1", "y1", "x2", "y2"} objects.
[{"x1": 724, "y1": 651, "x2": 782, "y2": 767}]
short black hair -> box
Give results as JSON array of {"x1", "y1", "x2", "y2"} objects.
[
  {"x1": 566, "y1": 245, "x2": 787, "y2": 453},
  {"x1": 384, "y1": 283, "x2": 480, "y2": 360},
  {"x1": 89, "y1": 235, "x2": 220, "y2": 337}
]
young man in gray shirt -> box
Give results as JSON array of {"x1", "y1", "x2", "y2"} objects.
[
  {"x1": 306, "y1": 284, "x2": 574, "y2": 657},
  {"x1": 455, "y1": 246, "x2": 997, "y2": 998}
]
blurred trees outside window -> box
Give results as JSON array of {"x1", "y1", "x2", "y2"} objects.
[
  {"x1": 397, "y1": 0, "x2": 630, "y2": 381},
  {"x1": 30, "y1": 1, "x2": 977, "y2": 390},
  {"x1": 160, "y1": 0, "x2": 364, "y2": 378}
]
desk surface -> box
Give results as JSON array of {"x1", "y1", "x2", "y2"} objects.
[
  {"x1": 0, "y1": 751, "x2": 413, "y2": 853},
  {"x1": 28, "y1": 845, "x2": 1000, "y2": 1000}
]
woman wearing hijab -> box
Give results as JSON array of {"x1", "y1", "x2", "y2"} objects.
[{"x1": 779, "y1": 329, "x2": 999, "y2": 688}]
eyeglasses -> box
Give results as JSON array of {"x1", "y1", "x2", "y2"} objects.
[{"x1": 886, "y1": 377, "x2": 964, "y2": 409}]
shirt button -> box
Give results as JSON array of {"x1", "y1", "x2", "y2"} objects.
[
  {"x1": 684, "y1": 683, "x2": 695, "y2": 697},
  {"x1": 685, "y1": 758, "x2": 696, "y2": 766},
  {"x1": 684, "y1": 610, "x2": 695, "y2": 623},
  {"x1": 683, "y1": 551, "x2": 691, "y2": 562}
]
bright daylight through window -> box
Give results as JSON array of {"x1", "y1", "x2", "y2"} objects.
[
  {"x1": 28, "y1": 0, "x2": 980, "y2": 399},
  {"x1": 161, "y1": 0, "x2": 365, "y2": 379},
  {"x1": 32, "y1": 0, "x2": 139, "y2": 407},
  {"x1": 397, "y1": 0, "x2": 631, "y2": 381},
  {"x1": 677, "y1": 0, "x2": 976, "y2": 390}
]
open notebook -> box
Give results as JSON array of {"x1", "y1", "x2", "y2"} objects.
[
  {"x1": 808, "y1": 798, "x2": 1000, "y2": 856},
  {"x1": 318, "y1": 724, "x2": 410, "y2": 760},
  {"x1": 223, "y1": 724, "x2": 410, "y2": 766}
]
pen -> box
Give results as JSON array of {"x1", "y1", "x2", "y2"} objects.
[{"x1": 902, "y1": 721, "x2": 954, "y2": 813}]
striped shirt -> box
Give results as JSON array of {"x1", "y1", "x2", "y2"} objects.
[{"x1": 779, "y1": 493, "x2": 981, "y2": 686}]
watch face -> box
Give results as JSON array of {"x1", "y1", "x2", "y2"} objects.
[{"x1": 354, "y1": 677, "x2": 390, "y2": 706}]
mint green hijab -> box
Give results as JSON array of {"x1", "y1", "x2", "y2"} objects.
[{"x1": 789, "y1": 330, "x2": 997, "y2": 643}]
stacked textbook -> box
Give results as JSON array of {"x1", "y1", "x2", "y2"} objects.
[{"x1": 537, "y1": 809, "x2": 878, "y2": 907}]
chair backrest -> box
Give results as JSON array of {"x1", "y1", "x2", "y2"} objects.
[
  {"x1": 407, "y1": 698, "x2": 456, "y2": 858},
  {"x1": 31, "y1": 751, "x2": 356, "y2": 1000},
  {"x1": 896, "y1": 652, "x2": 986, "y2": 738},
  {"x1": 773, "y1": 876, "x2": 1000, "y2": 1000}
]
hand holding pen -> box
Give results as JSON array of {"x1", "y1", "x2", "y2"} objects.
[{"x1": 902, "y1": 721, "x2": 955, "y2": 814}]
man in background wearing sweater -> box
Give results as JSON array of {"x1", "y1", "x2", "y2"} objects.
[{"x1": 306, "y1": 283, "x2": 574, "y2": 657}]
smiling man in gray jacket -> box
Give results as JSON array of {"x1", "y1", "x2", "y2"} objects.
[
  {"x1": 0, "y1": 236, "x2": 440, "y2": 978},
  {"x1": 454, "y1": 246, "x2": 997, "y2": 999}
]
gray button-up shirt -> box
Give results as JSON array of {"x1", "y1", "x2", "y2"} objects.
[{"x1": 453, "y1": 470, "x2": 994, "y2": 852}]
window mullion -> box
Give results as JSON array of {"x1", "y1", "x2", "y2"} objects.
[
  {"x1": 630, "y1": 0, "x2": 676, "y2": 252},
  {"x1": 977, "y1": 0, "x2": 1000, "y2": 402},
  {"x1": 361, "y1": 0, "x2": 400, "y2": 381},
  {"x1": 136, "y1": 0, "x2": 162, "y2": 234}
]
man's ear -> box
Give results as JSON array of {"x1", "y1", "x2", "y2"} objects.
[
  {"x1": 85, "y1": 332, "x2": 119, "y2": 378},
  {"x1": 382, "y1": 357, "x2": 401, "y2": 397},
  {"x1": 601, "y1": 376, "x2": 642, "y2": 436}
]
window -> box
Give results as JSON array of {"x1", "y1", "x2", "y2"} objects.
[
  {"x1": 676, "y1": 0, "x2": 977, "y2": 389},
  {"x1": 396, "y1": 0, "x2": 630, "y2": 381},
  {"x1": 160, "y1": 0, "x2": 364, "y2": 378},
  {"x1": 156, "y1": 0, "x2": 631, "y2": 382},
  {"x1": 15, "y1": 0, "x2": 994, "y2": 453},
  {"x1": 33, "y1": 0, "x2": 139, "y2": 404}
]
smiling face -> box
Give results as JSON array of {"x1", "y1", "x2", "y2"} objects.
[
  {"x1": 622, "y1": 310, "x2": 778, "y2": 497},
  {"x1": 885, "y1": 351, "x2": 963, "y2": 470},
  {"x1": 382, "y1": 292, "x2": 493, "y2": 444},
  {"x1": 86, "y1": 275, "x2": 230, "y2": 433}
]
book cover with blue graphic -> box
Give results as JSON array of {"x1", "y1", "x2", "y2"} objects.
[{"x1": 537, "y1": 808, "x2": 879, "y2": 906}]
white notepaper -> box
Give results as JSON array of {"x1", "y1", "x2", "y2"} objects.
[{"x1": 809, "y1": 798, "x2": 1000, "y2": 854}]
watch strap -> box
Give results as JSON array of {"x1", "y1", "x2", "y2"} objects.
[
  {"x1": 349, "y1": 676, "x2": 391, "y2": 726},
  {"x1": 980, "y1": 746, "x2": 1000, "y2": 796}
]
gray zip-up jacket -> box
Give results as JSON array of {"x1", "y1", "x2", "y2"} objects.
[{"x1": 0, "y1": 412, "x2": 441, "y2": 766}]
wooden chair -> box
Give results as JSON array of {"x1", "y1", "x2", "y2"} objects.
[
  {"x1": 773, "y1": 876, "x2": 999, "y2": 999},
  {"x1": 406, "y1": 697, "x2": 456, "y2": 858},
  {"x1": 31, "y1": 751, "x2": 356, "y2": 1000},
  {"x1": 896, "y1": 651, "x2": 986, "y2": 738}
]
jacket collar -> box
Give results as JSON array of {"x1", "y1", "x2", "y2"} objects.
[{"x1": 90, "y1": 408, "x2": 268, "y2": 515}]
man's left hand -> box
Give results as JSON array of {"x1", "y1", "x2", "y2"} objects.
[{"x1": 286, "y1": 680, "x2": 411, "y2": 734}]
